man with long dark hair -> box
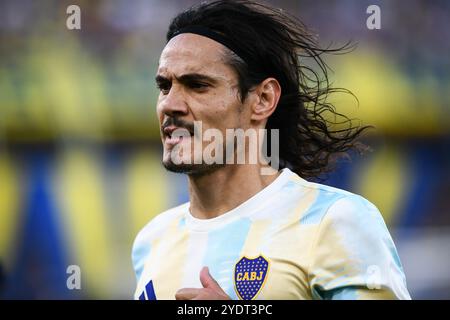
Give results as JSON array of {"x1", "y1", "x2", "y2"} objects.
[{"x1": 132, "y1": 0, "x2": 410, "y2": 300}]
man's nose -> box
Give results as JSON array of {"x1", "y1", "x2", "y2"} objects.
[{"x1": 158, "y1": 86, "x2": 189, "y2": 117}]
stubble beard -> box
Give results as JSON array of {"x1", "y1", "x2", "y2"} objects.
[
  {"x1": 162, "y1": 158, "x2": 226, "y2": 177},
  {"x1": 162, "y1": 137, "x2": 235, "y2": 177}
]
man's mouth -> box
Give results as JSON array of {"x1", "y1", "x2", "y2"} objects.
[
  {"x1": 163, "y1": 125, "x2": 193, "y2": 145},
  {"x1": 165, "y1": 135, "x2": 184, "y2": 145}
]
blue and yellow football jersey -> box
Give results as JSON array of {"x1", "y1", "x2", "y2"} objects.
[{"x1": 132, "y1": 168, "x2": 410, "y2": 300}]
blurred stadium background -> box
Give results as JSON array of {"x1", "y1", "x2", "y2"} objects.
[{"x1": 0, "y1": 0, "x2": 449, "y2": 299}]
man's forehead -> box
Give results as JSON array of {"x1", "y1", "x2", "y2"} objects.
[{"x1": 158, "y1": 33, "x2": 228, "y2": 75}]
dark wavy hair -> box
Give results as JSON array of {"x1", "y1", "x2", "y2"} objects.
[{"x1": 167, "y1": 0, "x2": 371, "y2": 179}]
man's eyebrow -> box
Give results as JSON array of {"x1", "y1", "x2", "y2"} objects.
[
  {"x1": 155, "y1": 73, "x2": 220, "y2": 85},
  {"x1": 176, "y1": 73, "x2": 219, "y2": 85},
  {"x1": 155, "y1": 75, "x2": 170, "y2": 83}
]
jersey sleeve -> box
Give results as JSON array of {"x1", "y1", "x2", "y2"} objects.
[
  {"x1": 131, "y1": 228, "x2": 152, "y2": 283},
  {"x1": 307, "y1": 195, "x2": 411, "y2": 300}
]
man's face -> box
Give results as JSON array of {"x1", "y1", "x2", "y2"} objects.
[{"x1": 156, "y1": 33, "x2": 250, "y2": 175}]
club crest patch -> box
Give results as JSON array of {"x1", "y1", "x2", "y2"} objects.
[{"x1": 234, "y1": 255, "x2": 269, "y2": 300}]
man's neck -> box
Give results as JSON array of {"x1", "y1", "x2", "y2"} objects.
[{"x1": 188, "y1": 165, "x2": 280, "y2": 220}]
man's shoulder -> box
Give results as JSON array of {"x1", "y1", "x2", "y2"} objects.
[
  {"x1": 135, "y1": 202, "x2": 189, "y2": 242},
  {"x1": 286, "y1": 174, "x2": 381, "y2": 225},
  {"x1": 131, "y1": 202, "x2": 189, "y2": 280},
  {"x1": 132, "y1": 202, "x2": 189, "y2": 256},
  {"x1": 307, "y1": 181, "x2": 379, "y2": 214}
]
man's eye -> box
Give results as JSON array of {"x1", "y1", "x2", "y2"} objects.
[
  {"x1": 157, "y1": 83, "x2": 171, "y2": 94},
  {"x1": 189, "y1": 82, "x2": 209, "y2": 90}
]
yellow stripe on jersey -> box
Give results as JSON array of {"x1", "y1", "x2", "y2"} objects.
[{"x1": 136, "y1": 214, "x2": 189, "y2": 299}]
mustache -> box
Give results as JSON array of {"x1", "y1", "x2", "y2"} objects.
[{"x1": 161, "y1": 117, "x2": 195, "y2": 135}]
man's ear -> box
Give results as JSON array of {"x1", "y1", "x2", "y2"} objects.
[{"x1": 250, "y1": 77, "x2": 281, "y2": 122}]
